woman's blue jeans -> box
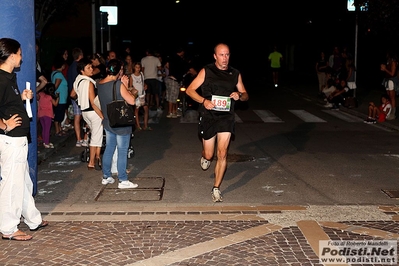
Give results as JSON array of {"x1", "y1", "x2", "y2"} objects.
[{"x1": 102, "y1": 129, "x2": 130, "y2": 182}]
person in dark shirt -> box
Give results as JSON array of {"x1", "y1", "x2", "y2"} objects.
[
  {"x1": 186, "y1": 43, "x2": 249, "y2": 202},
  {"x1": 0, "y1": 38, "x2": 48, "y2": 241}
]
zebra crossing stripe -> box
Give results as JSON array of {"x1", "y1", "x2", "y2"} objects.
[
  {"x1": 177, "y1": 109, "x2": 363, "y2": 124},
  {"x1": 289, "y1": 110, "x2": 326, "y2": 122},
  {"x1": 253, "y1": 110, "x2": 284, "y2": 123},
  {"x1": 235, "y1": 113, "x2": 243, "y2": 123},
  {"x1": 323, "y1": 110, "x2": 360, "y2": 122}
]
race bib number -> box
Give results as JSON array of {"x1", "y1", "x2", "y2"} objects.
[{"x1": 211, "y1": 95, "x2": 231, "y2": 112}]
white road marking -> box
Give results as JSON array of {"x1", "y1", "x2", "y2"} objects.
[
  {"x1": 289, "y1": 110, "x2": 326, "y2": 122},
  {"x1": 323, "y1": 110, "x2": 361, "y2": 122},
  {"x1": 253, "y1": 110, "x2": 284, "y2": 123},
  {"x1": 235, "y1": 113, "x2": 243, "y2": 123}
]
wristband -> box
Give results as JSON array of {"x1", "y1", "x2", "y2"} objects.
[
  {"x1": 202, "y1": 98, "x2": 206, "y2": 104},
  {"x1": 2, "y1": 123, "x2": 8, "y2": 134}
]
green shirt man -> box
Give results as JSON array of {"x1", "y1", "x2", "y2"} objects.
[{"x1": 268, "y1": 50, "x2": 283, "y2": 69}]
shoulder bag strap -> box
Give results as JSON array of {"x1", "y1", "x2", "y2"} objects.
[
  {"x1": 51, "y1": 71, "x2": 60, "y2": 80},
  {"x1": 112, "y1": 80, "x2": 117, "y2": 101}
]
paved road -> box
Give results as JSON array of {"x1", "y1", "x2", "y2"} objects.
[{"x1": 3, "y1": 78, "x2": 399, "y2": 266}]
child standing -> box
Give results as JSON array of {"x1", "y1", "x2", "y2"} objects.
[
  {"x1": 364, "y1": 94, "x2": 392, "y2": 124},
  {"x1": 129, "y1": 62, "x2": 151, "y2": 131},
  {"x1": 37, "y1": 82, "x2": 59, "y2": 148}
]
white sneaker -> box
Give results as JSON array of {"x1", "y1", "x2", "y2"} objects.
[
  {"x1": 166, "y1": 113, "x2": 173, "y2": 118},
  {"x1": 101, "y1": 177, "x2": 115, "y2": 185},
  {"x1": 200, "y1": 157, "x2": 211, "y2": 171},
  {"x1": 118, "y1": 180, "x2": 138, "y2": 189},
  {"x1": 81, "y1": 140, "x2": 89, "y2": 147},
  {"x1": 76, "y1": 140, "x2": 83, "y2": 147},
  {"x1": 211, "y1": 188, "x2": 223, "y2": 202},
  {"x1": 325, "y1": 103, "x2": 333, "y2": 108}
]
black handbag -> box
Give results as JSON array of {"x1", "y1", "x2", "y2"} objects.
[{"x1": 106, "y1": 81, "x2": 135, "y2": 128}]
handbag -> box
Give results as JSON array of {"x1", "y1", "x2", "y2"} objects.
[{"x1": 106, "y1": 81, "x2": 135, "y2": 128}]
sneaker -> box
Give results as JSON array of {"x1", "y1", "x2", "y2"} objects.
[
  {"x1": 76, "y1": 140, "x2": 83, "y2": 147},
  {"x1": 102, "y1": 177, "x2": 115, "y2": 185},
  {"x1": 211, "y1": 188, "x2": 223, "y2": 202},
  {"x1": 81, "y1": 140, "x2": 89, "y2": 147},
  {"x1": 200, "y1": 157, "x2": 211, "y2": 171},
  {"x1": 364, "y1": 118, "x2": 375, "y2": 124},
  {"x1": 364, "y1": 117, "x2": 372, "y2": 124},
  {"x1": 166, "y1": 113, "x2": 173, "y2": 118},
  {"x1": 325, "y1": 103, "x2": 333, "y2": 108},
  {"x1": 118, "y1": 180, "x2": 138, "y2": 189},
  {"x1": 172, "y1": 113, "x2": 178, "y2": 118},
  {"x1": 43, "y1": 143, "x2": 54, "y2": 149}
]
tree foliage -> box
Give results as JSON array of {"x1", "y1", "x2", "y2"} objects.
[{"x1": 35, "y1": 0, "x2": 91, "y2": 40}]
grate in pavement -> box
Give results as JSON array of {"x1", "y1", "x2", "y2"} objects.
[
  {"x1": 381, "y1": 189, "x2": 399, "y2": 198},
  {"x1": 94, "y1": 176, "x2": 165, "y2": 201}
]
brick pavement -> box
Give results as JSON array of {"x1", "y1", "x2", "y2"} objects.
[{"x1": 1, "y1": 206, "x2": 399, "y2": 265}]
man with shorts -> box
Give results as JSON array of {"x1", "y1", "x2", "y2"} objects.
[
  {"x1": 141, "y1": 49, "x2": 162, "y2": 111},
  {"x1": 268, "y1": 45, "x2": 283, "y2": 87},
  {"x1": 186, "y1": 43, "x2": 249, "y2": 202}
]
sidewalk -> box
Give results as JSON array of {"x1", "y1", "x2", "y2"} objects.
[{"x1": 9, "y1": 86, "x2": 399, "y2": 266}]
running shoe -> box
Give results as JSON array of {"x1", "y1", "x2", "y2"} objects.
[
  {"x1": 211, "y1": 187, "x2": 223, "y2": 202},
  {"x1": 200, "y1": 157, "x2": 211, "y2": 171}
]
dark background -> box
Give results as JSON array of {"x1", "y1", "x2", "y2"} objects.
[{"x1": 40, "y1": 0, "x2": 385, "y2": 91}]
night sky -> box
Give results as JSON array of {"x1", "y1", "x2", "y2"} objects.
[
  {"x1": 116, "y1": 0, "x2": 348, "y2": 39},
  {"x1": 114, "y1": 0, "x2": 354, "y2": 67},
  {"x1": 116, "y1": 0, "x2": 361, "y2": 75},
  {"x1": 69, "y1": 0, "x2": 379, "y2": 86}
]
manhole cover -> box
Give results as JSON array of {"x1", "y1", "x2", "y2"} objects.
[
  {"x1": 95, "y1": 177, "x2": 165, "y2": 201},
  {"x1": 381, "y1": 189, "x2": 399, "y2": 198}
]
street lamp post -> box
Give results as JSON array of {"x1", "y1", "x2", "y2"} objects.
[{"x1": 354, "y1": 10, "x2": 358, "y2": 97}]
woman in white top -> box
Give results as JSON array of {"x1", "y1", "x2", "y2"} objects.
[{"x1": 71, "y1": 58, "x2": 104, "y2": 170}]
